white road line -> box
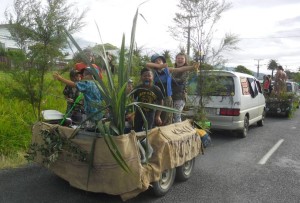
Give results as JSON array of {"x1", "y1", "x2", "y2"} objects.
[{"x1": 258, "y1": 139, "x2": 284, "y2": 165}]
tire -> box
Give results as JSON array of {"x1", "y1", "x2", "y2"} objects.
[
  {"x1": 176, "y1": 158, "x2": 195, "y2": 182},
  {"x1": 152, "y1": 168, "x2": 176, "y2": 197},
  {"x1": 285, "y1": 111, "x2": 290, "y2": 118},
  {"x1": 257, "y1": 110, "x2": 265, "y2": 127},
  {"x1": 238, "y1": 116, "x2": 249, "y2": 138}
]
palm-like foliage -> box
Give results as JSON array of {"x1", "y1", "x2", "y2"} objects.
[
  {"x1": 65, "y1": 8, "x2": 180, "y2": 171},
  {"x1": 268, "y1": 59, "x2": 278, "y2": 79}
]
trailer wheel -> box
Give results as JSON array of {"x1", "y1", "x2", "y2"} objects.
[
  {"x1": 152, "y1": 168, "x2": 176, "y2": 197},
  {"x1": 176, "y1": 158, "x2": 195, "y2": 181}
]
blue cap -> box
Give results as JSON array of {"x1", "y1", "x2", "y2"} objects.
[{"x1": 151, "y1": 54, "x2": 166, "y2": 63}]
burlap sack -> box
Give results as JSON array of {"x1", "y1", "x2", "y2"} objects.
[
  {"x1": 32, "y1": 122, "x2": 144, "y2": 201},
  {"x1": 31, "y1": 120, "x2": 202, "y2": 201},
  {"x1": 143, "y1": 120, "x2": 203, "y2": 182}
]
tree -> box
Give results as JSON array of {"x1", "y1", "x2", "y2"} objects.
[
  {"x1": 168, "y1": 0, "x2": 239, "y2": 66},
  {"x1": 294, "y1": 72, "x2": 300, "y2": 83},
  {"x1": 162, "y1": 50, "x2": 173, "y2": 66},
  {"x1": 267, "y1": 59, "x2": 278, "y2": 79},
  {"x1": 5, "y1": 0, "x2": 85, "y2": 120},
  {"x1": 285, "y1": 70, "x2": 293, "y2": 80},
  {"x1": 234, "y1": 65, "x2": 253, "y2": 75}
]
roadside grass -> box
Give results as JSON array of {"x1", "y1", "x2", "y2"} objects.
[
  {"x1": 0, "y1": 152, "x2": 28, "y2": 169},
  {"x1": 288, "y1": 100, "x2": 299, "y2": 118},
  {"x1": 0, "y1": 70, "x2": 66, "y2": 169}
]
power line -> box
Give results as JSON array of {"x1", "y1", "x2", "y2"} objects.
[
  {"x1": 214, "y1": 35, "x2": 300, "y2": 40},
  {"x1": 239, "y1": 36, "x2": 300, "y2": 40}
]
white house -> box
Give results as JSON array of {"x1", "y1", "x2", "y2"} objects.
[{"x1": 0, "y1": 24, "x2": 19, "y2": 50}]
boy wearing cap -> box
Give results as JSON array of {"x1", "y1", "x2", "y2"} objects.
[
  {"x1": 146, "y1": 54, "x2": 198, "y2": 125},
  {"x1": 74, "y1": 49, "x2": 103, "y2": 80},
  {"x1": 63, "y1": 69, "x2": 84, "y2": 124},
  {"x1": 53, "y1": 68, "x2": 103, "y2": 130}
]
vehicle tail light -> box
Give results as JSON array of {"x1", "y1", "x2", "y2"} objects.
[{"x1": 219, "y1": 108, "x2": 240, "y2": 116}]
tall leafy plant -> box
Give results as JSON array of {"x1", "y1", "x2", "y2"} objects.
[
  {"x1": 66, "y1": 8, "x2": 180, "y2": 171},
  {"x1": 6, "y1": 0, "x2": 85, "y2": 120}
]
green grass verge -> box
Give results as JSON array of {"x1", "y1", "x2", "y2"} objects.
[{"x1": 0, "y1": 70, "x2": 66, "y2": 168}]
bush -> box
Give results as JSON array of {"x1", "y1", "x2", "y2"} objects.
[{"x1": 0, "y1": 71, "x2": 66, "y2": 156}]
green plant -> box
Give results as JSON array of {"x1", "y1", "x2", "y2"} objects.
[
  {"x1": 25, "y1": 127, "x2": 88, "y2": 167},
  {"x1": 63, "y1": 8, "x2": 181, "y2": 172},
  {"x1": 6, "y1": 0, "x2": 85, "y2": 121}
]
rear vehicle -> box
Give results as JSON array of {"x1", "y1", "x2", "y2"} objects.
[
  {"x1": 186, "y1": 70, "x2": 266, "y2": 138},
  {"x1": 266, "y1": 81, "x2": 300, "y2": 116}
]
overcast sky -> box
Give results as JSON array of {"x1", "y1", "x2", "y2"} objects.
[{"x1": 1, "y1": 0, "x2": 300, "y2": 73}]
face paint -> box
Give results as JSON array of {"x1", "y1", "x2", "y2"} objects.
[{"x1": 144, "y1": 80, "x2": 150, "y2": 86}]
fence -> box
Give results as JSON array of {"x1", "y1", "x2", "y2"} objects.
[{"x1": 0, "y1": 56, "x2": 11, "y2": 69}]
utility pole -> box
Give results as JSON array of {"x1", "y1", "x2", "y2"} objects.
[
  {"x1": 254, "y1": 59, "x2": 263, "y2": 78},
  {"x1": 182, "y1": 15, "x2": 198, "y2": 57}
]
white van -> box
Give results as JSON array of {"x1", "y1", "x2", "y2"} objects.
[{"x1": 186, "y1": 70, "x2": 266, "y2": 138}]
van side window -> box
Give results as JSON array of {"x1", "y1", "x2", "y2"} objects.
[
  {"x1": 240, "y1": 77, "x2": 250, "y2": 95},
  {"x1": 255, "y1": 80, "x2": 262, "y2": 93},
  {"x1": 247, "y1": 78, "x2": 258, "y2": 98}
]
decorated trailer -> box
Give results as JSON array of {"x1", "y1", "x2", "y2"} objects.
[
  {"x1": 266, "y1": 81, "x2": 300, "y2": 117},
  {"x1": 29, "y1": 119, "x2": 204, "y2": 201}
]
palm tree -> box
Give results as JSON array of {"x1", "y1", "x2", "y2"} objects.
[
  {"x1": 162, "y1": 50, "x2": 172, "y2": 65},
  {"x1": 268, "y1": 59, "x2": 278, "y2": 79}
]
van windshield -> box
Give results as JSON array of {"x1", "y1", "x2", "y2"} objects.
[{"x1": 187, "y1": 74, "x2": 235, "y2": 96}]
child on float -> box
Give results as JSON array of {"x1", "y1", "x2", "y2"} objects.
[
  {"x1": 146, "y1": 54, "x2": 198, "y2": 125},
  {"x1": 133, "y1": 67, "x2": 164, "y2": 132},
  {"x1": 53, "y1": 68, "x2": 103, "y2": 131},
  {"x1": 63, "y1": 69, "x2": 84, "y2": 124}
]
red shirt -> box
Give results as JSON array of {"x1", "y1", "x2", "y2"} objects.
[{"x1": 263, "y1": 79, "x2": 270, "y2": 89}]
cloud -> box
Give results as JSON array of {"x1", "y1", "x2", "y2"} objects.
[{"x1": 277, "y1": 15, "x2": 300, "y2": 27}]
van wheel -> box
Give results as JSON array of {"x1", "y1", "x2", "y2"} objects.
[
  {"x1": 176, "y1": 158, "x2": 195, "y2": 182},
  {"x1": 257, "y1": 110, "x2": 265, "y2": 127},
  {"x1": 152, "y1": 168, "x2": 176, "y2": 197},
  {"x1": 238, "y1": 116, "x2": 249, "y2": 138}
]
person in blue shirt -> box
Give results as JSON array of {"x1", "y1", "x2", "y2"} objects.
[
  {"x1": 53, "y1": 68, "x2": 103, "y2": 130},
  {"x1": 146, "y1": 54, "x2": 197, "y2": 125}
]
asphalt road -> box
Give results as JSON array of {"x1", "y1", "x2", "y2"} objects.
[{"x1": 1, "y1": 110, "x2": 300, "y2": 203}]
